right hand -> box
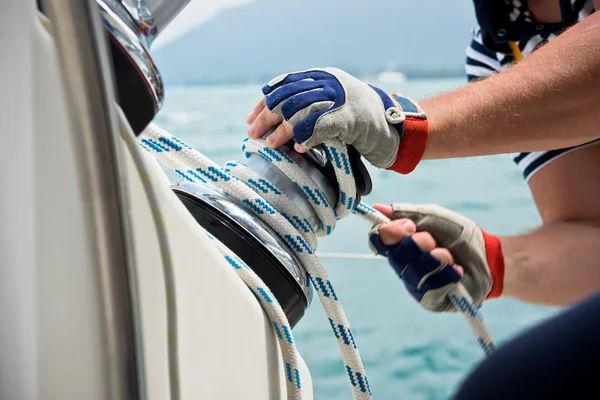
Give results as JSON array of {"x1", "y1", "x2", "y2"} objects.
[
  {"x1": 369, "y1": 203, "x2": 505, "y2": 312},
  {"x1": 246, "y1": 67, "x2": 429, "y2": 174}
]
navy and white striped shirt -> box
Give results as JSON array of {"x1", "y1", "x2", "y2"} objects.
[{"x1": 466, "y1": 0, "x2": 598, "y2": 182}]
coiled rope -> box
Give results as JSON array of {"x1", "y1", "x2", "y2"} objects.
[{"x1": 139, "y1": 123, "x2": 496, "y2": 399}]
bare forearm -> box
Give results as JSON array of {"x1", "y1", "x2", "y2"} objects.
[
  {"x1": 501, "y1": 221, "x2": 600, "y2": 306},
  {"x1": 421, "y1": 13, "x2": 600, "y2": 160}
]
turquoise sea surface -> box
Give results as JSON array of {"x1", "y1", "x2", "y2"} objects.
[{"x1": 155, "y1": 78, "x2": 561, "y2": 400}]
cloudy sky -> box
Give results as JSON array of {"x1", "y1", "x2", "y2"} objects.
[{"x1": 152, "y1": 0, "x2": 254, "y2": 49}]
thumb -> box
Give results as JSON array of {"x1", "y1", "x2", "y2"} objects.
[
  {"x1": 372, "y1": 203, "x2": 393, "y2": 218},
  {"x1": 389, "y1": 203, "x2": 438, "y2": 225},
  {"x1": 391, "y1": 203, "x2": 476, "y2": 249}
]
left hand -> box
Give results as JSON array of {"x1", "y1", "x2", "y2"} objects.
[{"x1": 369, "y1": 203, "x2": 504, "y2": 312}]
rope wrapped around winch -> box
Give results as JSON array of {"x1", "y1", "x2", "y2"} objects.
[{"x1": 139, "y1": 123, "x2": 496, "y2": 400}]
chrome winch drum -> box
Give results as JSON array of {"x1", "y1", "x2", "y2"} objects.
[
  {"x1": 173, "y1": 140, "x2": 372, "y2": 327},
  {"x1": 96, "y1": 0, "x2": 192, "y2": 133},
  {"x1": 86, "y1": 0, "x2": 190, "y2": 133}
]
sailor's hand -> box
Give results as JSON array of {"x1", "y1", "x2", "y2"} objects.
[
  {"x1": 246, "y1": 67, "x2": 429, "y2": 173},
  {"x1": 369, "y1": 203, "x2": 505, "y2": 312}
]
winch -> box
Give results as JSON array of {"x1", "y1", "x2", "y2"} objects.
[{"x1": 172, "y1": 137, "x2": 373, "y2": 327}]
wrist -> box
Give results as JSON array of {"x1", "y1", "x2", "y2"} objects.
[
  {"x1": 386, "y1": 93, "x2": 429, "y2": 174},
  {"x1": 418, "y1": 94, "x2": 470, "y2": 160},
  {"x1": 481, "y1": 228, "x2": 506, "y2": 299}
]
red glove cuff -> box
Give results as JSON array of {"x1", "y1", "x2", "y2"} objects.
[
  {"x1": 481, "y1": 228, "x2": 505, "y2": 299},
  {"x1": 386, "y1": 93, "x2": 429, "y2": 175}
]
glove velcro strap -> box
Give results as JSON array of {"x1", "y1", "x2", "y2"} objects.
[
  {"x1": 386, "y1": 93, "x2": 429, "y2": 175},
  {"x1": 481, "y1": 228, "x2": 505, "y2": 299}
]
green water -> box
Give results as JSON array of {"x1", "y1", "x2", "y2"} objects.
[{"x1": 155, "y1": 78, "x2": 560, "y2": 399}]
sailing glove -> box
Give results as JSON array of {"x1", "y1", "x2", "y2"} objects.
[
  {"x1": 369, "y1": 203, "x2": 505, "y2": 312},
  {"x1": 262, "y1": 68, "x2": 429, "y2": 173}
]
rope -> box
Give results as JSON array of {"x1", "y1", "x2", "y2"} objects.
[
  {"x1": 315, "y1": 253, "x2": 387, "y2": 260},
  {"x1": 209, "y1": 234, "x2": 304, "y2": 398},
  {"x1": 139, "y1": 123, "x2": 496, "y2": 398}
]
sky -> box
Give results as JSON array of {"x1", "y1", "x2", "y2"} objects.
[{"x1": 152, "y1": 0, "x2": 254, "y2": 49}]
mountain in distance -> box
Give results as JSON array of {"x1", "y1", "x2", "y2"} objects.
[{"x1": 153, "y1": 0, "x2": 477, "y2": 85}]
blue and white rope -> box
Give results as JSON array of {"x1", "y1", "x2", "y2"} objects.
[
  {"x1": 139, "y1": 123, "x2": 495, "y2": 399},
  {"x1": 209, "y1": 234, "x2": 304, "y2": 398},
  {"x1": 449, "y1": 285, "x2": 496, "y2": 355}
]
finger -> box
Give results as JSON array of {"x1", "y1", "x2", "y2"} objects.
[
  {"x1": 372, "y1": 204, "x2": 393, "y2": 218},
  {"x1": 411, "y1": 231, "x2": 437, "y2": 253},
  {"x1": 378, "y1": 219, "x2": 418, "y2": 246},
  {"x1": 453, "y1": 265, "x2": 464, "y2": 277},
  {"x1": 265, "y1": 120, "x2": 294, "y2": 149},
  {"x1": 294, "y1": 143, "x2": 310, "y2": 153},
  {"x1": 262, "y1": 70, "x2": 322, "y2": 95},
  {"x1": 280, "y1": 89, "x2": 333, "y2": 125},
  {"x1": 430, "y1": 248, "x2": 455, "y2": 266},
  {"x1": 248, "y1": 107, "x2": 283, "y2": 139},
  {"x1": 390, "y1": 203, "x2": 473, "y2": 238},
  {"x1": 246, "y1": 97, "x2": 266, "y2": 125},
  {"x1": 265, "y1": 80, "x2": 325, "y2": 114},
  {"x1": 389, "y1": 203, "x2": 430, "y2": 226}
]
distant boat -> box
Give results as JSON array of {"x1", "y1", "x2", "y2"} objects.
[{"x1": 376, "y1": 71, "x2": 407, "y2": 83}]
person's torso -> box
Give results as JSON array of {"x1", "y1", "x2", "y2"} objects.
[
  {"x1": 468, "y1": 0, "x2": 596, "y2": 79},
  {"x1": 472, "y1": 0, "x2": 596, "y2": 61}
]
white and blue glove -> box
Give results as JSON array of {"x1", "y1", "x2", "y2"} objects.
[
  {"x1": 249, "y1": 68, "x2": 429, "y2": 174},
  {"x1": 369, "y1": 203, "x2": 505, "y2": 312}
]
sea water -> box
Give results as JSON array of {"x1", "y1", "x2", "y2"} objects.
[{"x1": 155, "y1": 78, "x2": 561, "y2": 400}]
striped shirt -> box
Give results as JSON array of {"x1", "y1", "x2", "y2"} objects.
[{"x1": 466, "y1": 0, "x2": 599, "y2": 182}]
